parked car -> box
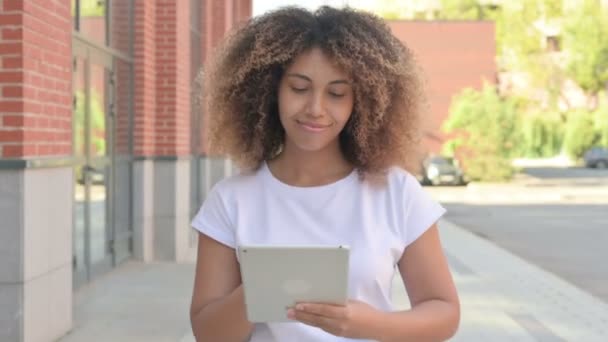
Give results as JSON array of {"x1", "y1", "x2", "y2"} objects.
[
  {"x1": 76, "y1": 165, "x2": 106, "y2": 185},
  {"x1": 583, "y1": 147, "x2": 608, "y2": 169},
  {"x1": 421, "y1": 155, "x2": 467, "y2": 186}
]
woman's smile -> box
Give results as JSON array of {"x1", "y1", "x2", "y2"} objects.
[{"x1": 296, "y1": 120, "x2": 334, "y2": 133}]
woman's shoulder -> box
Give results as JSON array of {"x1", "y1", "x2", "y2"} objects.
[
  {"x1": 357, "y1": 166, "x2": 422, "y2": 203},
  {"x1": 363, "y1": 166, "x2": 417, "y2": 189},
  {"x1": 386, "y1": 166, "x2": 417, "y2": 182},
  {"x1": 208, "y1": 164, "x2": 265, "y2": 196}
]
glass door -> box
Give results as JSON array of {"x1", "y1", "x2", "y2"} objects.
[{"x1": 72, "y1": 40, "x2": 117, "y2": 288}]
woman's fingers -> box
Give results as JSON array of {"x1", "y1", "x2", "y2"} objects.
[{"x1": 295, "y1": 303, "x2": 346, "y2": 318}]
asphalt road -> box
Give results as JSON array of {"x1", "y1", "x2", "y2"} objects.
[
  {"x1": 521, "y1": 166, "x2": 608, "y2": 183},
  {"x1": 429, "y1": 167, "x2": 608, "y2": 304}
]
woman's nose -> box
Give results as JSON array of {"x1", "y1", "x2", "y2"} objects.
[{"x1": 309, "y1": 92, "x2": 326, "y2": 117}]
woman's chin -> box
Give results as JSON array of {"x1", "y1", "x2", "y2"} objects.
[{"x1": 289, "y1": 140, "x2": 334, "y2": 153}]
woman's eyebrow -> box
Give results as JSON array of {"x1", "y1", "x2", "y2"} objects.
[{"x1": 286, "y1": 73, "x2": 350, "y2": 85}]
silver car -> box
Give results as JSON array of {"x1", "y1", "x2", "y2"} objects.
[{"x1": 421, "y1": 156, "x2": 467, "y2": 186}]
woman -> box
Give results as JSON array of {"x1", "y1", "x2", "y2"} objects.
[{"x1": 190, "y1": 6, "x2": 460, "y2": 342}]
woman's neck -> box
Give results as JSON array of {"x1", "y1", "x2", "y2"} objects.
[{"x1": 268, "y1": 141, "x2": 353, "y2": 187}]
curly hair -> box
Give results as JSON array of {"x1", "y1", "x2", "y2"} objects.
[{"x1": 202, "y1": 6, "x2": 427, "y2": 175}]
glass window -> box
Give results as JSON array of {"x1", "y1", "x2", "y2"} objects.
[{"x1": 78, "y1": 0, "x2": 107, "y2": 46}]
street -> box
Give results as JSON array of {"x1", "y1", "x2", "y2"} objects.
[{"x1": 426, "y1": 167, "x2": 608, "y2": 304}]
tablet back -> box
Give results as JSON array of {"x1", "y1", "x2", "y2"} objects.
[{"x1": 238, "y1": 245, "x2": 350, "y2": 322}]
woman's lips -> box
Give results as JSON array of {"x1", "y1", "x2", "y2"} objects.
[{"x1": 296, "y1": 120, "x2": 332, "y2": 132}]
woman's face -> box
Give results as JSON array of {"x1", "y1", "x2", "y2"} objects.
[{"x1": 277, "y1": 47, "x2": 354, "y2": 153}]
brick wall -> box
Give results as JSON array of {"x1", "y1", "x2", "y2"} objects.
[
  {"x1": 133, "y1": 1, "x2": 157, "y2": 156},
  {"x1": 0, "y1": 0, "x2": 72, "y2": 158},
  {"x1": 155, "y1": 0, "x2": 191, "y2": 156},
  {"x1": 235, "y1": 0, "x2": 252, "y2": 24},
  {"x1": 389, "y1": 21, "x2": 496, "y2": 155},
  {"x1": 131, "y1": 0, "x2": 251, "y2": 158},
  {"x1": 111, "y1": 0, "x2": 132, "y2": 156},
  {"x1": 196, "y1": 0, "x2": 252, "y2": 156}
]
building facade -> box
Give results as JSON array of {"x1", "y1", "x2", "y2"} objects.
[{"x1": 0, "y1": 0, "x2": 251, "y2": 341}]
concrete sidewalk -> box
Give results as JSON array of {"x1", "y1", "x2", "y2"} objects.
[
  {"x1": 59, "y1": 220, "x2": 608, "y2": 342},
  {"x1": 424, "y1": 220, "x2": 608, "y2": 341},
  {"x1": 58, "y1": 262, "x2": 194, "y2": 342}
]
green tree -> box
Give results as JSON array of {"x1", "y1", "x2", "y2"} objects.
[
  {"x1": 372, "y1": 0, "x2": 500, "y2": 20},
  {"x1": 562, "y1": 0, "x2": 608, "y2": 96},
  {"x1": 437, "y1": 0, "x2": 499, "y2": 20},
  {"x1": 369, "y1": 1, "x2": 431, "y2": 19},
  {"x1": 443, "y1": 84, "x2": 520, "y2": 181},
  {"x1": 496, "y1": 1, "x2": 562, "y2": 70}
]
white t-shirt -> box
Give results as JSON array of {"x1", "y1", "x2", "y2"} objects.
[{"x1": 191, "y1": 162, "x2": 446, "y2": 342}]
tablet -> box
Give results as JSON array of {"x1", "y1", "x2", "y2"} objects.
[{"x1": 238, "y1": 245, "x2": 350, "y2": 323}]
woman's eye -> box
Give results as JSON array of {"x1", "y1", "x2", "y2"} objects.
[
  {"x1": 329, "y1": 92, "x2": 345, "y2": 98},
  {"x1": 291, "y1": 87, "x2": 308, "y2": 93}
]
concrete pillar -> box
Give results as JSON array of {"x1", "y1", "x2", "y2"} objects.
[{"x1": 0, "y1": 0, "x2": 73, "y2": 340}]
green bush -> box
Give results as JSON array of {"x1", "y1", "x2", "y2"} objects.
[
  {"x1": 464, "y1": 153, "x2": 515, "y2": 182},
  {"x1": 443, "y1": 84, "x2": 519, "y2": 182},
  {"x1": 563, "y1": 109, "x2": 596, "y2": 158},
  {"x1": 520, "y1": 112, "x2": 564, "y2": 158},
  {"x1": 593, "y1": 93, "x2": 608, "y2": 147}
]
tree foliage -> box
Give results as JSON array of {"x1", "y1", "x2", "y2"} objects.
[
  {"x1": 371, "y1": 0, "x2": 608, "y2": 171},
  {"x1": 443, "y1": 84, "x2": 520, "y2": 181},
  {"x1": 562, "y1": 0, "x2": 608, "y2": 95},
  {"x1": 520, "y1": 111, "x2": 563, "y2": 158}
]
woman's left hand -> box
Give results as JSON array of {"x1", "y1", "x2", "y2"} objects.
[{"x1": 287, "y1": 300, "x2": 383, "y2": 339}]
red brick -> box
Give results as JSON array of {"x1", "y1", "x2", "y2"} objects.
[
  {"x1": 2, "y1": 145, "x2": 21, "y2": 157},
  {"x1": 24, "y1": 130, "x2": 52, "y2": 141},
  {"x1": 2, "y1": 0, "x2": 24, "y2": 11},
  {"x1": 23, "y1": 101, "x2": 42, "y2": 113},
  {"x1": 0, "y1": 43, "x2": 22, "y2": 56},
  {"x1": 2, "y1": 57, "x2": 23, "y2": 69},
  {"x1": 1, "y1": 86, "x2": 22, "y2": 98},
  {"x1": 0, "y1": 71, "x2": 24, "y2": 83},
  {"x1": 37, "y1": 117, "x2": 49, "y2": 128},
  {"x1": 2, "y1": 115, "x2": 23, "y2": 126},
  {"x1": 59, "y1": 131, "x2": 71, "y2": 141},
  {"x1": 1, "y1": 28, "x2": 23, "y2": 41},
  {"x1": 0, "y1": 101, "x2": 23, "y2": 113},
  {"x1": 0, "y1": 14, "x2": 22, "y2": 25},
  {"x1": 37, "y1": 144, "x2": 53, "y2": 154},
  {"x1": 28, "y1": 74, "x2": 43, "y2": 87},
  {"x1": 0, "y1": 130, "x2": 24, "y2": 142},
  {"x1": 53, "y1": 144, "x2": 70, "y2": 155},
  {"x1": 23, "y1": 45, "x2": 41, "y2": 60}
]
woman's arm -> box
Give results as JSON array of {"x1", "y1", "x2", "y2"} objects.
[
  {"x1": 378, "y1": 223, "x2": 460, "y2": 341},
  {"x1": 190, "y1": 233, "x2": 254, "y2": 342}
]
